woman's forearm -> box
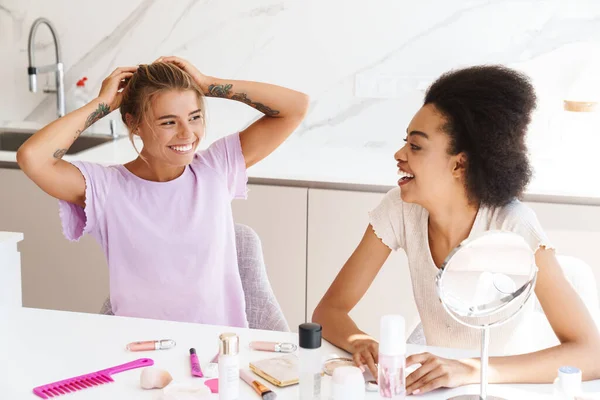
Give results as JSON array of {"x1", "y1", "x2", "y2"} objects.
[
  {"x1": 17, "y1": 99, "x2": 110, "y2": 169},
  {"x1": 313, "y1": 306, "x2": 374, "y2": 353},
  {"x1": 201, "y1": 76, "x2": 308, "y2": 118},
  {"x1": 469, "y1": 341, "x2": 600, "y2": 384}
]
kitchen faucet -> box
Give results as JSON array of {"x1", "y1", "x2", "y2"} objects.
[{"x1": 27, "y1": 17, "x2": 65, "y2": 118}]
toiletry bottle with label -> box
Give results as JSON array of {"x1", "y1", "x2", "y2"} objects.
[
  {"x1": 379, "y1": 315, "x2": 406, "y2": 399},
  {"x1": 299, "y1": 322, "x2": 323, "y2": 400},
  {"x1": 218, "y1": 332, "x2": 240, "y2": 400},
  {"x1": 553, "y1": 366, "x2": 582, "y2": 399}
]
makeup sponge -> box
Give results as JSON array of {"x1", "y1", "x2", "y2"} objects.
[{"x1": 140, "y1": 367, "x2": 173, "y2": 389}]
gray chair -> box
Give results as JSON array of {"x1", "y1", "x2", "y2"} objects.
[{"x1": 100, "y1": 223, "x2": 290, "y2": 332}]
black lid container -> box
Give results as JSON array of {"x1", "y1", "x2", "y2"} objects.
[{"x1": 299, "y1": 323, "x2": 322, "y2": 349}]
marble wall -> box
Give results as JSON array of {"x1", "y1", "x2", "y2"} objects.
[{"x1": 1, "y1": 0, "x2": 600, "y2": 156}]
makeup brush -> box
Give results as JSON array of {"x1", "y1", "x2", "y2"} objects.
[{"x1": 240, "y1": 369, "x2": 277, "y2": 399}]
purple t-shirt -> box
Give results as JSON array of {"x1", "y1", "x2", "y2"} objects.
[{"x1": 58, "y1": 132, "x2": 249, "y2": 328}]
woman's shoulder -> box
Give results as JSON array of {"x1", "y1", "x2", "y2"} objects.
[
  {"x1": 486, "y1": 199, "x2": 538, "y2": 226},
  {"x1": 483, "y1": 199, "x2": 552, "y2": 250},
  {"x1": 379, "y1": 187, "x2": 425, "y2": 218},
  {"x1": 371, "y1": 187, "x2": 427, "y2": 233},
  {"x1": 369, "y1": 187, "x2": 426, "y2": 251},
  {"x1": 70, "y1": 160, "x2": 122, "y2": 184}
]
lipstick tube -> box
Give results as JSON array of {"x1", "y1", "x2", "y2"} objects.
[
  {"x1": 126, "y1": 339, "x2": 176, "y2": 352},
  {"x1": 249, "y1": 341, "x2": 297, "y2": 353},
  {"x1": 190, "y1": 348, "x2": 203, "y2": 377}
]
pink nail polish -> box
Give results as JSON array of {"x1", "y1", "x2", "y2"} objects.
[{"x1": 412, "y1": 389, "x2": 421, "y2": 395}]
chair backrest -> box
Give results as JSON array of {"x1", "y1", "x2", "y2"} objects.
[
  {"x1": 100, "y1": 223, "x2": 289, "y2": 332},
  {"x1": 235, "y1": 223, "x2": 289, "y2": 332}
]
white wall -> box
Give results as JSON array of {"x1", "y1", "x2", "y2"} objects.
[{"x1": 1, "y1": 0, "x2": 600, "y2": 160}]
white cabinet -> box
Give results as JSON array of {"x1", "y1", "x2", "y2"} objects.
[
  {"x1": 306, "y1": 189, "x2": 419, "y2": 338},
  {"x1": 0, "y1": 232, "x2": 24, "y2": 309},
  {"x1": 0, "y1": 169, "x2": 108, "y2": 313},
  {"x1": 232, "y1": 184, "x2": 308, "y2": 332}
]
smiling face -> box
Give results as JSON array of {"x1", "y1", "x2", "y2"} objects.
[
  {"x1": 135, "y1": 89, "x2": 205, "y2": 167},
  {"x1": 394, "y1": 103, "x2": 467, "y2": 208},
  {"x1": 119, "y1": 62, "x2": 206, "y2": 174}
]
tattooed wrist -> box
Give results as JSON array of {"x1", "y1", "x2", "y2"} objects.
[
  {"x1": 206, "y1": 83, "x2": 233, "y2": 98},
  {"x1": 84, "y1": 103, "x2": 111, "y2": 130},
  {"x1": 53, "y1": 149, "x2": 67, "y2": 159},
  {"x1": 205, "y1": 83, "x2": 280, "y2": 116}
]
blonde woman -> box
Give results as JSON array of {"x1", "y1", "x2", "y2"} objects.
[{"x1": 18, "y1": 56, "x2": 309, "y2": 327}]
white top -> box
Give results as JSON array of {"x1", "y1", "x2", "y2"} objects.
[
  {"x1": 4, "y1": 307, "x2": 595, "y2": 399},
  {"x1": 369, "y1": 187, "x2": 552, "y2": 356}
]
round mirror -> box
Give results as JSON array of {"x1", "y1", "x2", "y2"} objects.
[{"x1": 435, "y1": 230, "x2": 538, "y2": 400}]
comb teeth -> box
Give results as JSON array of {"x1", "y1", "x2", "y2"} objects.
[
  {"x1": 34, "y1": 373, "x2": 113, "y2": 398},
  {"x1": 33, "y1": 358, "x2": 153, "y2": 398}
]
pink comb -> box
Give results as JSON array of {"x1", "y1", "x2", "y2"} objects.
[{"x1": 33, "y1": 358, "x2": 154, "y2": 399}]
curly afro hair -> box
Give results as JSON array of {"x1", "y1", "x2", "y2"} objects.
[{"x1": 423, "y1": 65, "x2": 536, "y2": 207}]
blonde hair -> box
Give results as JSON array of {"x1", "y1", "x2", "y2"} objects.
[{"x1": 120, "y1": 62, "x2": 206, "y2": 156}]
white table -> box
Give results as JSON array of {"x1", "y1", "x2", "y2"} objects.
[{"x1": 3, "y1": 308, "x2": 600, "y2": 399}]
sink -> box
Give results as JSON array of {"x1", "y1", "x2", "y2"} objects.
[{"x1": 0, "y1": 130, "x2": 116, "y2": 154}]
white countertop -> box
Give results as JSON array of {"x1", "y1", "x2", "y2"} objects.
[
  {"x1": 3, "y1": 307, "x2": 597, "y2": 400},
  {"x1": 0, "y1": 231, "x2": 24, "y2": 245},
  {"x1": 1, "y1": 120, "x2": 598, "y2": 205}
]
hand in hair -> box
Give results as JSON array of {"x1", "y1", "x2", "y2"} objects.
[
  {"x1": 97, "y1": 66, "x2": 138, "y2": 111},
  {"x1": 152, "y1": 55, "x2": 310, "y2": 168},
  {"x1": 16, "y1": 66, "x2": 137, "y2": 208},
  {"x1": 154, "y1": 56, "x2": 210, "y2": 92}
]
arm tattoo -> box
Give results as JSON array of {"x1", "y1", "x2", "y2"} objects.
[
  {"x1": 206, "y1": 84, "x2": 280, "y2": 117},
  {"x1": 53, "y1": 149, "x2": 67, "y2": 159},
  {"x1": 84, "y1": 103, "x2": 111, "y2": 130},
  {"x1": 231, "y1": 93, "x2": 280, "y2": 116},
  {"x1": 206, "y1": 84, "x2": 233, "y2": 98},
  {"x1": 63, "y1": 103, "x2": 109, "y2": 155}
]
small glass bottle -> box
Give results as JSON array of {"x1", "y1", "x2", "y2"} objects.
[
  {"x1": 299, "y1": 323, "x2": 323, "y2": 400},
  {"x1": 218, "y1": 332, "x2": 240, "y2": 400},
  {"x1": 553, "y1": 366, "x2": 582, "y2": 399},
  {"x1": 378, "y1": 315, "x2": 406, "y2": 399}
]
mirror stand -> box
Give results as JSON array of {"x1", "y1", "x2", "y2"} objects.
[{"x1": 447, "y1": 325, "x2": 505, "y2": 400}]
